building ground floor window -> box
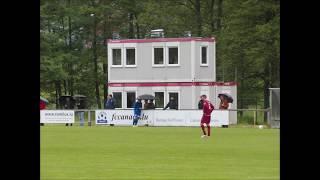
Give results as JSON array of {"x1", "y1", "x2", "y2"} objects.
[
  {"x1": 154, "y1": 92, "x2": 164, "y2": 109},
  {"x1": 126, "y1": 92, "x2": 136, "y2": 108},
  {"x1": 168, "y1": 92, "x2": 179, "y2": 109},
  {"x1": 112, "y1": 92, "x2": 122, "y2": 108}
]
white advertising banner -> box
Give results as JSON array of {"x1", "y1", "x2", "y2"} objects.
[
  {"x1": 211, "y1": 110, "x2": 229, "y2": 127},
  {"x1": 40, "y1": 110, "x2": 75, "y2": 123},
  {"x1": 95, "y1": 110, "x2": 229, "y2": 127},
  {"x1": 154, "y1": 110, "x2": 228, "y2": 127},
  {"x1": 95, "y1": 110, "x2": 153, "y2": 125},
  {"x1": 184, "y1": 110, "x2": 203, "y2": 126},
  {"x1": 153, "y1": 110, "x2": 186, "y2": 126}
]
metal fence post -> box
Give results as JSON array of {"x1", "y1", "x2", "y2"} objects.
[
  {"x1": 79, "y1": 110, "x2": 84, "y2": 126},
  {"x1": 253, "y1": 110, "x2": 256, "y2": 127},
  {"x1": 88, "y1": 110, "x2": 91, "y2": 126},
  {"x1": 255, "y1": 97, "x2": 258, "y2": 125}
]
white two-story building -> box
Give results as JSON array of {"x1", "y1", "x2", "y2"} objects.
[{"x1": 107, "y1": 37, "x2": 237, "y2": 122}]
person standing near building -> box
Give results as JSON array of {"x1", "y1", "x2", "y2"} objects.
[
  {"x1": 200, "y1": 95, "x2": 214, "y2": 138},
  {"x1": 143, "y1": 99, "x2": 149, "y2": 109},
  {"x1": 218, "y1": 95, "x2": 229, "y2": 109},
  {"x1": 105, "y1": 94, "x2": 115, "y2": 109},
  {"x1": 163, "y1": 97, "x2": 178, "y2": 110},
  {"x1": 133, "y1": 98, "x2": 142, "y2": 127},
  {"x1": 198, "y1": 96, "x2": 204, "y2": 109},
  {"x1": 65, "y1": 97, "x2": 74, "y2": 126},
  {"x1": 148, "y1": 99, "x2": 155, "y2": 109}
]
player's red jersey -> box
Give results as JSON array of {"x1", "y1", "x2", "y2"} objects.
[
  {"x1": 201, "y1": 100, "x2": 214, "y2": 124},
  {"x1": 202, "y1": 100, "x2": 214, "y2": 116}
]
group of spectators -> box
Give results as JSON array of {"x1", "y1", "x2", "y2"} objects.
[{"x1": 104, "y1": 94, "x2": 178, "y2": 110}]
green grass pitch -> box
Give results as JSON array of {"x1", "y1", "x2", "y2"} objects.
[{"x1": 41, "y1": 126, "x2": 279, "y2": 180}]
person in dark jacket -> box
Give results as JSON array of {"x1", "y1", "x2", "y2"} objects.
[
  {"x1": 64, "y1": 97, "x2": 74, "y2": 126},
  {"x1": 163, "y1": 97, "x2": 178, "y2": 110},
  {"x1": 133, "y1": 98, "x2": 142, "y2": 127},
  {"x1": 198, "y1": 96, "x2": 204, "y2": 109},
  {"x1": 143, "y1": 99, "x2": 149, "y2": 109},
  {"x1": 147, "y1": 99, "x2": 155, "y2": 109},
  {"x1": 105, "y1": 94, "x2": 116, "y2": 109}
]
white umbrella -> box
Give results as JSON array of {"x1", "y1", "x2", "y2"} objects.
[{"x1": 40, "y1": 96, "x2": 49, "y2": 103}]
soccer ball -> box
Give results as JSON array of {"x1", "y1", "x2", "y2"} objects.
[{"x1": 258, "y1": 125, "x2": 264, "y2": 129}]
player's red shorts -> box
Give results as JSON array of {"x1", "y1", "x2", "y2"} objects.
[{"x1": 201, "y1": 115, "x2": 211, "y2": 124}]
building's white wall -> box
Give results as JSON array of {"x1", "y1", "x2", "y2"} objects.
[
  {"x1": 180, "y1": 87, "x2": 192, "y2": 109},
  {"x1": 108, "y1": 41, "x2": 215, "y2": 83},
  {"x1": 194, "y1": 41, "x2": 215, "y2": 82},
  {"x1": 109, "y1": 42, "x2": 196, "y2": 82}
]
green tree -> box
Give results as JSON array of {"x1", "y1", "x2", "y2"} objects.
[
  {"x1": 40, "y1": 0, "x2": 280, "y2": 112},
  {"x1": 217, "y1": 0, "x2": 279, "y2": 120}
]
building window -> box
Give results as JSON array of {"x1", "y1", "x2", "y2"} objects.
[
  {"x1": 201, "y1": 46, "x2": 208, "y2": 65},
  {"x1": 125, "y1": 48, "x2": 136, "y2": 66},
  {"x1": 168, "y1": 92, "x2": 179, "y2": 109},
  {"x1": 154, "y1": 92, "x2": 164, "y2": 108},
  {"x1": 126, "y1": 92, "x2": 136, "y2": 108},
  {"x1": 153, "y1": 47, "x2": 164, "y2": 65},
  {"x1": 112, "y1": 49, "x2": 121, "y2": 65},
  {"x1": 168, "y1": 47, "x2": 178, "y2": 65},
  {"x1": 112, "y1": 92, "x2": 122, "y2": 108}
]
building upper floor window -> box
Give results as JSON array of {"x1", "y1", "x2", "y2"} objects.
[
  {"x1": 112, "y1": 49, "x2": 122, "y2": 66},
  {"x1": 153, "y1": 47, "x2": 164, "y2": 65},
  {"x1": 125, "y1": 48, "x2": 136, "y2": 66},
  {"x1": 201, "y1": 46, "x2": 208, "y2": 65},
  {"x1": 168, "y1": 47, "x2": 179, "y2": 65},
  {"x1": 200, "y1": 45, "x2": 209, "y2": 66}
]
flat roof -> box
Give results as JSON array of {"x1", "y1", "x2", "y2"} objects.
[
  {"x1": 108, "y1": 81, "x2": 237, "y2": 87},
  {"x1": 107, "y1": 37, "x2": 215, "y2": 44}
]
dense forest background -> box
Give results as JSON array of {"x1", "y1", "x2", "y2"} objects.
[{"x1": 40, "y1": 0, "x2": 279, "y2": 115}]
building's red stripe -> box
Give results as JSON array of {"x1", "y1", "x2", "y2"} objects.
[
  {"x1": 107, "y1": 37, "x2": 215, "y2": 44},
  {"x1": 108, "y1": 82, "x2": 238, "y2": 87}
]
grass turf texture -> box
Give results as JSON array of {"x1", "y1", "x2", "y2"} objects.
[{"x1": 41, "y1": 126, "x2": 279, "y2": 180}]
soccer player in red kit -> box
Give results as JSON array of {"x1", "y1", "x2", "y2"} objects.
[{"x1": 200, "y1": 95, "x2": 214, "y2": 138}]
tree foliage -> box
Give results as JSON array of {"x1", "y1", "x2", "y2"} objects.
[{"x1": 40, "y1": 0, "x2": 280, "y2": 111}]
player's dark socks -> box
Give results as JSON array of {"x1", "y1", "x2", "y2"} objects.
[
  {"x1": 201, "y1": 124, "x2": 206, "y2": 135},
  {"x1": 207, "y1": 125, "x2": 211, "y2": 136},
  {"x1": 133, "y1": 119, "x2": 138, "y2": 125}
]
